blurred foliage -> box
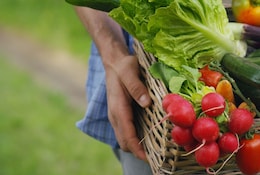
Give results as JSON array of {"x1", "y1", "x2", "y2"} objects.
[
  {"x1": 0, "y1": 1, "x2": 122, "y2": 174},
  {"x1": 0, "y1": 0, "x2": 91, "y2": 59},
  {"x1": 0, "y1": 56, "x2": 122, "y2": 175}
]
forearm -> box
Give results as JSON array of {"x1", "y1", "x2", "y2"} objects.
[
  {"x1": 75, "y1": 6, "x2": 150, "y2": 161},
  {"x1": 75, "y1": 7, "x2": 129, "y2": 68}
]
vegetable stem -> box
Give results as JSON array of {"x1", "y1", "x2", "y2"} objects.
[
  {"x1": 209, "y1": 61, "x2": 260, "y2": 117},
  {"x1": 184, "y1": 18, "x2": 235, "y2": 54}
]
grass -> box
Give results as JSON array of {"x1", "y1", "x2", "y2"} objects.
[
  {"x1": 0, "y1": 0, "x2": 91, "y2": 59},
  {"x1": 0, "y1": 56, "x2": 122, "y2": 175}
]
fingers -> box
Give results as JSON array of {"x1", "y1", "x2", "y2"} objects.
[
  {"x1": 105, "y1": 55, "x2": 150, "y2": 161},
  {"x1": 108, "y1": 107, "x2": 147, "y2": 161},
  {"x1": 125, "y1": 135, "x2": 147, "y2": 161},
  {"x1": 118, "y1": 55, "x2": 151, "y2": 108},
  {"x1": 106, "y1": 77, "x2": 147, "y2": 161}
]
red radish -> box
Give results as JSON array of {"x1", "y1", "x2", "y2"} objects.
[
  {"x1": 228, "y1": 108, "x2": 254, "y2": 135},
  {"x1": 171, "y1": 126, "x2": 195, "y2": 146},
  {"x1": 184, "y1": 140, "x2": 199, "y2": 152},
  {"x1": 201, "y1": 92, "x2": 226, "y2": 117},
  {"x1": 218, "y1": 132, "x2": 239, "y2": 154},
  {"x1": 195, "y1": 142, "x2": 220, "y2": 168},
  {"x1": 192, "y1": 117, "x2": 219, "y2": 143},
  {"x1": 167, "y1": 99, "x2": 196, "y2": 128},
  {"x1": 162, "y1": 93, "x2": 184, "y2": 112},
  {"x1": 140, "y1": 94, "x2": 195, "y2": 143}
]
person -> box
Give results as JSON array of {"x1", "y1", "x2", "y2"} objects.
[
  {"x1": 73, "y1": 1, "x2": 233, "y2": 175},
  {"x1": 74, "y1": 6, "x2": 153, "y2": 175}
]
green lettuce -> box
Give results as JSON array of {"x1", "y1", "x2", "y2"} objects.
[{"x1": 110, "y1": 0, "x2": 246, "y2": 70}]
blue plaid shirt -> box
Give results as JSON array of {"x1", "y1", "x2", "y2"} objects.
[{"x1": 76, "y1": 31, "x2": 134, "y2": 148}]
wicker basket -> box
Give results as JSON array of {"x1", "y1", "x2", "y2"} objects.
[{"x1": 133, "y1": 39, "x2": 260, "y2": 175}]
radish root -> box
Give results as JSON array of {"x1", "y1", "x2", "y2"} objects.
[
  {"x1": 206, "y1": 134, "x2": 243, "y2": 175},
  {"x1": 181, "y1": 139, "x2": 206, "y2": 156},
  {"x1": 139, "y1": 113, "x2": 170, "y2": 144},
  {"x1": 199, "y1": 105, "x2": 225, "y2": 117}
]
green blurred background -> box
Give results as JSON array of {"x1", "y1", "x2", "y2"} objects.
[{"x1": 0, "y1": 1, "x2": 122, "y2": 175}]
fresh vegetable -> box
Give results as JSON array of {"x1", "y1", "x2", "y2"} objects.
[
  {"x1": 221, "y1": 53, "x2": 260, "y2": 88},
  {"x1": 228, "y1": 102, "x2": 237, "y2": 113},
  {"x1": 153, "y1": 63, "x2": 214, "y2": 115},
  {"x1": 235, "y1": 78, "x2": 260, "y2": 109},
  {"x1": 201, "y1": 92, "x2": 226, "y2": 117},
  {"x1": 80, "y1": 0, "x2": 260, "y2": 172},
  {"x1": 216, "y1": 79, "x2": 235, "y2": 103},
  {"x1": 192, "y1": 117, "x2": 220, "y2": 143},
  {"x1": 171, "y1": 126, "x2": 195, "y2": 146},
  {"x1": 228, "y1": 108, "x2": 254, "y2": 135},
  {"x1": 162, "y1": 93, "x2": 183, "y2": 111},
  {"x1": 218, "y1": 132, "x2": 239, "y2": 154},
  {"x1": 166, "y1": 98, "x2": 196, "y2": 128},
  {"x1": 238, "y1": 102, "x2": 257, "y2": 117},
  {"x1": 232, "y1": 0, "x2": 260, "y2": 26},
  {"x1": 199, "y1": 65, "x2": 223, "y2": 88},
  {"x1": 65, "y1": 0, "x2": 120, "y2": 12},
  {"x1": 109, "y1": 0, "x2": 260, "y2": 114},
  {"x1": 246, "y1": 56, "x2": 260, "y2": 65},
  {"x1": 247, "y1": 48, "x2": 260, "y2": 57},
  {"x1": 184, "y1": 141, "x2": 199, "y2": 152},
  {"x1": 195, "y1": 142, "x2": 220, "y2": 168},
  {"x1": 210, "y1": 60, "x2": 260, "y2": 116},
  {"x1": 236, "y1": 134, "x2": 260, "y2": 175},
  {"x1": 149, "y1": 62, "x2": 179, "y2": 88},
  {"x1": 110, "y1": 0, "x2": 247, "y2": 71},
  {"x1": 228, "y1": 22, "x2": 260, "y2": 48}
]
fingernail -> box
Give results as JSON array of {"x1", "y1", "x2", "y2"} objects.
[{"x1": 139, "y1": 94, "x2": 150, "y2": 107}]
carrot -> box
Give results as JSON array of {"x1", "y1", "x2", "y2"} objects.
[
  {"x1": 228, "y1": 102, "x2": 237, "y2": 114},
  {"x1": 216, "y1": 79, "x2": 235, "y2": 104},
  {"x1": 238, "y1": 102, "x2": 256, "y2": 118}
]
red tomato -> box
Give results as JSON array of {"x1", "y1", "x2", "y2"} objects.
[
  {"x1": 236, "y1": 134, "x2": 260, "y2": 175},
  {"x1": 199, "y1": 65, "x2": 223, "y2": 88}
]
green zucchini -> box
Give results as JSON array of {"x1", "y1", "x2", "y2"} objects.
[
  {"x1": 221, "y1": 53, "x2": 260, "y2": 88},
  {"x1": 65, "y1": 0, "x2": 120, "y2": 12},
  {"x1": 246, "y1": 57, "x2": 260, "y2": 66},
  {"x1": 235, "y1": 79, "x2": 260, "y2": 109},
  {"x1": 247, "y1": 49, "x2": 260, "y2": 58}
]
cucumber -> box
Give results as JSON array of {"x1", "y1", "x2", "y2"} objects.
[
  {"x1": 65, "y1": 0, "x2": 120, "y2": 12},
  {"x1": 221, "y1": 53, "x2": 260, "y2": 88},
  {"x1": 247, "y1": 49, "x2": 260, "y2": 58},
  {"x1": 235, "y1": 79, "x2": 260, "y2": 109},
  {"x1": 246, "y1": 57, "x2": 260, "y2": 66}
]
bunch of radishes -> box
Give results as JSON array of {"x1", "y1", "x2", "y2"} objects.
[{"x1": 162, "y1": 92, "x2": 254, "y2": 172}]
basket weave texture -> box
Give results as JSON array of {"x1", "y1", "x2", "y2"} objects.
[{"x1": 133, "y1": 39, "x2": 260, "y2": 175}]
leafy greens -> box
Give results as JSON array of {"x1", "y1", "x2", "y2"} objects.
[{"x1": 109, "y1": 0, "x2": 246, "y2": 71}]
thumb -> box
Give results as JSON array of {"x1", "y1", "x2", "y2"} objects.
[
  {"x1": 120, "y1": 68, "x2": 151, "y2": 108},
  {"x1": 131, "y1": 80, "x2": 151, "y2": 108}
]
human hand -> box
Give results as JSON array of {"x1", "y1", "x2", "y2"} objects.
[
  {"x1": 105, "y1": 55, "x2": 151, "y2": 161},
  {"x1": 75, "y1": 6, "x2": 151, "y2": 161}
]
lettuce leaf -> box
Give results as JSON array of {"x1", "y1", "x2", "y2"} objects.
[
  {"x1": 110, "y1": 0, "x2": 246, "y2": 70},
  {"x1": 149, "y1": 62, "x2": 178, "y2": 87},
  {"x1": 147, "y1": 0, "x2": 246, "y2": 70}
]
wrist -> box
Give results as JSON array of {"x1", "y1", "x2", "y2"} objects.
[{"x1": 100, "y1": 41, "x2": 130, "y2": 69}]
